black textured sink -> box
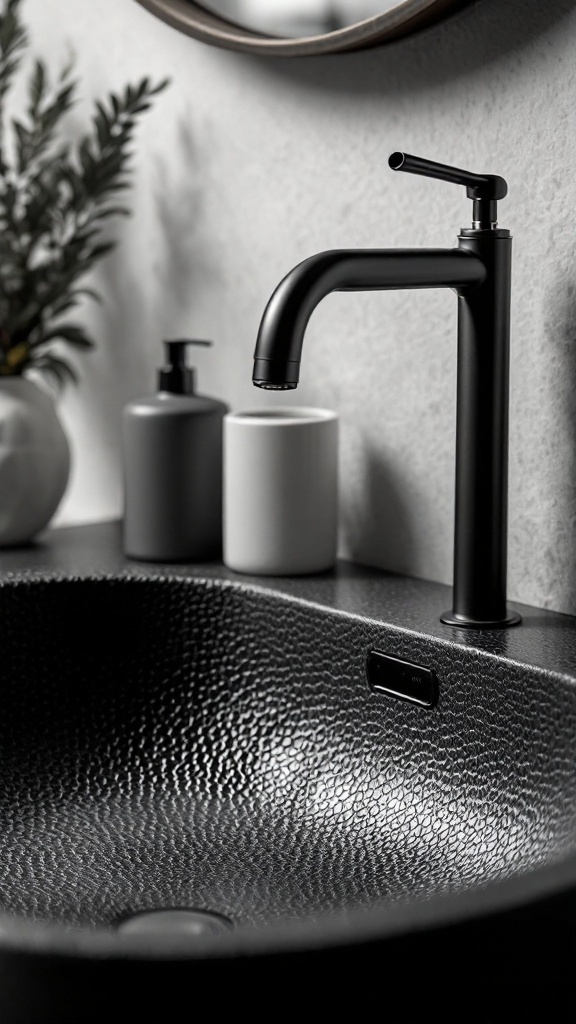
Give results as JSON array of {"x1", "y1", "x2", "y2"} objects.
[{"x1": 0, "y1": 524, "x2": 575, "y2": 1022}]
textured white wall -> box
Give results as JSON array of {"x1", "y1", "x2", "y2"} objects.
[{"x1": 21, "y1": 0, "x2": 576, "y2": 613}]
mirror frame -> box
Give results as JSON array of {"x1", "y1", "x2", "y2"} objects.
[{"x1": 134, "y1": 0, "x2": 476, "y2": 56}]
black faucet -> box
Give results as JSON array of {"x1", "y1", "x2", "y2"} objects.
[{"x1": 252, "y1": 153, "x2": 521, "y2": 630}]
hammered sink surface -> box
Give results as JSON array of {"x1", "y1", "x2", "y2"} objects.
[{"x1": 1, "y1": 572, "x2": 576, "y2": 937}]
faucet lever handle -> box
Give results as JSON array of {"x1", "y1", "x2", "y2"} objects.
[
  {"x1": 389, "y1": 152, "x2": 507, "y2": 229},
  {"x1": 388, "y1": 152, "x2": 507, "y2": 199}
]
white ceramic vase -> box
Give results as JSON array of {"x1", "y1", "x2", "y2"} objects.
[{"x1": 0, "y1": 378, "x2": 71, "y2": 546}]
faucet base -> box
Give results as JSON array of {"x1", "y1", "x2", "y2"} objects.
[{"x1": 440, "y1": 609, "x2": 522, "y2": 630}]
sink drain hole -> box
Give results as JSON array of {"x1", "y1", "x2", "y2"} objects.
[{"x1": 116, "y1": 908, "x2": 233, "y2": 941}]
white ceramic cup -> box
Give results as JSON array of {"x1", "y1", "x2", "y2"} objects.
[{"x1": 223, "y1": 407, "x2": 338, "y2": 575}]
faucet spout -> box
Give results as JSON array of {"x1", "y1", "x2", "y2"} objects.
[{"x1": 253, "y1": 248, "x2": 485, "y2": 388}]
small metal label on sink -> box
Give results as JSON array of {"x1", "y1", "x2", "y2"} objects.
[{"x1": 366, "y1": 650, "x2": 438, "y2": 709}]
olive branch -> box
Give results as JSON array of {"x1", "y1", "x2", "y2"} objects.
[{"x1": 0, "y1": 0, "x2": 169, "y2": 387}]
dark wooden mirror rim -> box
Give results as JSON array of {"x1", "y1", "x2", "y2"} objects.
[{"x1": 134, "y1": 0, "x2": 476, "y2": 56}]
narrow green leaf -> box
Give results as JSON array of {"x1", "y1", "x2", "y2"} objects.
[
  {"x1": 95, "y1": 205, "x2": 131, "y2": 219},
  {"x1": 28, "y1": 58, "x2": 45, "y2": 118},
  {"x1": 94, "y1": 100, "x2": 110, "y2": 130},
  {"x1": 37, "y1": 323, "x2": 95, "y2": 347},
  {"x1": 31, "y1": 352, "x2": 80, "y2": 388},
  {"x1": 86, "y1": 241, "x2": 116, "y2": 260}
]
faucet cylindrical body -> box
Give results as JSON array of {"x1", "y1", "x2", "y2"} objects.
[{"x1": 441, "y1": 229, "x2": 520, "y2": 628}]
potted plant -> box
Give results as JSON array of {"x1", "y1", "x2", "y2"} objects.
[{"x1": 0, "y1": 0, "x2": 168, "y2": 544}]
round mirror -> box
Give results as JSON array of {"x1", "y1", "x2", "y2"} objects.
[{"x1": 134, "y1": 0, "x2": 476, "y2": 56}]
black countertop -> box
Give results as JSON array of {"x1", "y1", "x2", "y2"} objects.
[{"x1": 1, "y1": 519, "x2": 575, "y2": 680}]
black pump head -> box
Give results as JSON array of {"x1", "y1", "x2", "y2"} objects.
[{"x1": 158, "y1": 339, "x2": 211, "y2": 394}]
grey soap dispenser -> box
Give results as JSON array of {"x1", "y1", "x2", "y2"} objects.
[{"x1": 122, "y1": 338, "x2": 229, "y2": 562}]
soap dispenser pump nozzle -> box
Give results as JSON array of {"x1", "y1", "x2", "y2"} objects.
[{"x1": 158, "y1": 338, "x2": 212, "y2": 394}]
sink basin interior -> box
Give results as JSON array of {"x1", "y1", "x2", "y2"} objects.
[{"x1": 0, "y1": 575, "x2": 575, "y2": 942}]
